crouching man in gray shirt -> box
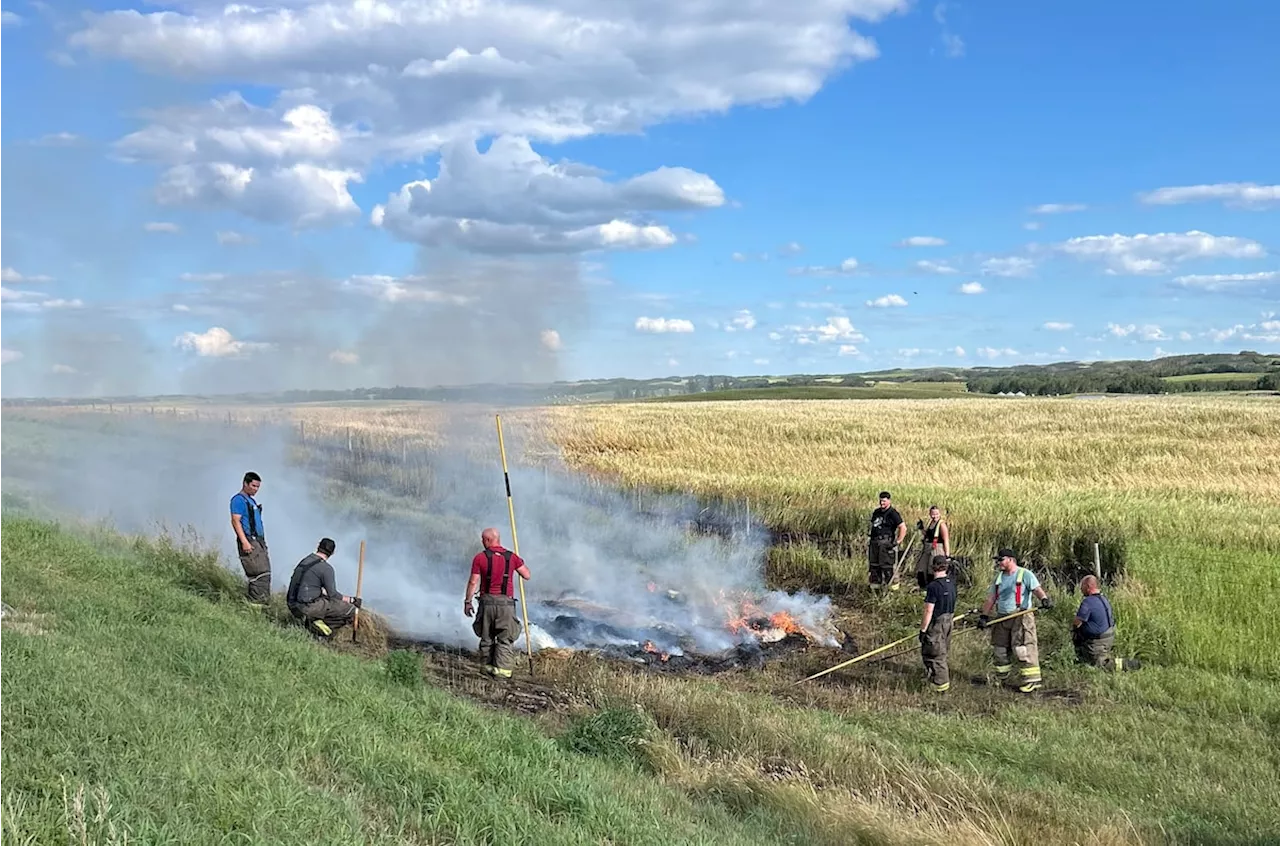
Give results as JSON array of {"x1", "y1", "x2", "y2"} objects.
[{"x1": 286, "y1": 538, "x2": 361, "y2": 638}]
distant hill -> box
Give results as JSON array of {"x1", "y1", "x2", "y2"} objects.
[{"x1": 2, "y1": 351, "x2": 1277, "y2": 407}]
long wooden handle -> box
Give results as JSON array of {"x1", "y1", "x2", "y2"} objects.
[
  {"x1": 352, "y1": 539, "x2": 366, "y2": 642},
  {"x1": 497, "y1": 415, "x2": 535, "y2": 676}
]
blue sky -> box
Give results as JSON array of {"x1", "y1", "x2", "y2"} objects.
[{"x1": 2, "y1": 0, "x2": 1277, "y2": 397}]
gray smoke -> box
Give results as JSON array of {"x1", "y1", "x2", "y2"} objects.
[{"x1": 1, "y1": 409, "x2": 838, "y2": 654}]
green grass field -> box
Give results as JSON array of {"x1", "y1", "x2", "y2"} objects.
[{"x1": 644, "y1": 382, "x2": 969, "y2": 402}]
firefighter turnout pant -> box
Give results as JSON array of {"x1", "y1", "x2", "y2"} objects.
[
  {"x1": 921, "y1": 613, "x2": 953, "y2": 692},
  {"x1": 1074, "y1": 626, "x2": 1128, "y2": 671},
  {"x1": 867, "y1": 538, "x2": 899, "y2": 590},
  {"x1": 238, "y1": 537, "x2": 272, "y2": 604},
  {"x1": 294, "y1": 596, "x2": 356, "y2": 637},
  {"x1": 473, "y1": 596, "x2": 521, "y2": 677},
  {"x1": 990, "y1": 613, "x2": 1041, "y2": 692}
]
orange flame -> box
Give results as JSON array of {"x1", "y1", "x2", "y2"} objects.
[{"x1": 641, "y1": 640, "x2": 670, "y2": 662}]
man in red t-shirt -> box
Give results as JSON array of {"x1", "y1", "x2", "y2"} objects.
[{"x1": 463, "y1": 527, "x2": 531, "y2": 678}]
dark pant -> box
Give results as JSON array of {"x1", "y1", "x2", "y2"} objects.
[
  {"x1": 921, "y1": 613, "x2": 953, "y2": 690},
  {"x1": 473, "y1": 596, "x2": 521, "y2": 673},
  {"x1": 1074, "y1": 626, "x2": 1119, "y2": 669},
  {"x1": 293, "y1": 596, "x2": 356, "y2": 633},
  {"x1": 238, "y1": 538, "x2": 271, "y2": 603},
  {"x1": 868, "y1": 538, "x2": 898, "y2": 587}
]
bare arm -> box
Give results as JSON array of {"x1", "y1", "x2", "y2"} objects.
[
  {"x1": 940, "y1": 522, "x2": 951, "y2": 556},
  {"x1": 895, "y1": 521, "x2": 907, "y2": 545},
  {"x1": 921, "y1": 602, "x2": 935, "y2": 633},
  {"x1": 464, "y1": 574, "x2": 480, "y2": 603},
  {"x1": 230, "y1": 514, "x2": 251, "y2": 551},
  {"x1": 515, "y1": 564, "x2": 531, "y2": 580}
]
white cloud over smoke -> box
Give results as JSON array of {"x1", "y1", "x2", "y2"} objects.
[
  {"x1": 635, "y1": 316, "x2": 695, "y2": 334},
  {"x1": 1059, "y1": 231, "x2": 1266, "y2": 275}
]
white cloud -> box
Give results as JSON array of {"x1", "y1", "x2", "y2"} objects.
[
  {"x1": 1171, "y1": 270, "x2": 1279, "y2": 291},
  {"x1": 1, "y1": 287, "x2": 84, "y2": 312},
  {"x1": 866, "y1": 293, "x2": 908, "y2": 308},
  {"x1": 1138, "y1": 182, "x2": 1280, "y2": 210},
  {"x1": 1023, "y1": 221, "x2": 1043, "y2": 231},
  {"x1": 540, "y1": 329, "x2": 562, "y2": 351},
  {"x1": 342, "y1": 274, "x2": 475, "y2": 306},
  {"x1": 981, "y1": 257, "x2": 1036, "y2": 278},
  {"x1": 1030, "y1": 203, "x2": 1087, "y2": 214},
  {"x1": 180, "y1": 272, "x2": 226, "y2": 283},
  {"x1": 753, "y1": 358, "x2": 770, "y2": 365},
  {"x1": 329, "y1": 349, "x2": 360, "y2": 365},
  {"x1": 70, "y1": 1, "x2": 900, "y2": 230},
  {"x1": 155, "y1": 161, "x2": 363, "y2": 228},
  {"x1": 2, "y1": 11, "x2": 23, "y2": 26},
  {"x1": 2, "y1": 268, "x2": 54, "y2": 284},
  {"x1": 731, "y1": 252, "x2": 747, "y2": 262},
  {"x1": 216, "y1": 230, "x2": 256, "y2": 246},
  {"x1": 784, "y1": 316, "x2": 866, "y2": 346},
  {"x1": 1107, "y1": 323, "x2": 1168, "y2": 342},
  {"x1": 778, "y1": 241, "x2": 804, "y2": 256},
  {"x1": 898, "y1": 236, "x2": 946, "y2": 247},
  {"x1": 1, "y1": 348, "x2": 23, "y2": 365},
  {"x1": 797, "y1": 301, "x2": 841, "y2": 310},
  {"x1": 952, "y1": 346, "x2": 965, "y2": 357},
  {"x1": 768, "y1": 331, "x2": 784, "y2": 341},
  {"x1": 174, "y1": 326, "x2": 270, "y2": 358},
  {"x1": 1058, "y1": 231, "x2": 1266, "y2": 275},
  {"x1": 635, "y1": 316, "x2": 695, "y2": 334},
  {"x1": 52, "y1": 364, "x2": 78, "y2": 375},
  {"x1": 144, "y1": 221, "x2": 181, "y2": 233},
  {"x1": 976, "y1": 346, "x2": 1018, "y2": 359},
  {"x1": 790, "y1": 257, "x2": 860, "y2": 277},
  {"x1": 1043, "y1": 321, "x2": 1073, "y2": 331},
  {"x1": 173, "y1": 304, "x2": 191, "y2": 312},
  {"x1": 898, "y1": 347, "x2": 921, "y2": 357},
  {"x1": 1178, "y1": 331, "x2": 1193, "y2": 341},
  {"x1": 373, "y1": 136, "x2": 713, "y2": 253},
  {"x1": 916, "y1": 259, "x2": 959, "y2": 275},
  {"x1": 1204, "y1": 320, "x2": 1280, "y2": 345},
  {"x1": 958, "y1": 281, "x2": 985, "y2": 295},
  {"x1": 838, "y1": 344, "x2": 861, "y2": 356},
  {"x1": 726, "y1": 310, "x2": 757, "y2": 331}
]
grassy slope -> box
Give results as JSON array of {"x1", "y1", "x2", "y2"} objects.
[{"x1": 0, "y1": 517, "x2": 826, "y2": 846}]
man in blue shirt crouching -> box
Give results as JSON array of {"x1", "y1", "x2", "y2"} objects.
[{"x1": 1073, "y1": 575, "x2": 1141, "y2": 672}]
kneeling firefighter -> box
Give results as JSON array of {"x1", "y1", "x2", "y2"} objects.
[
  {"x1": 286, "y1": 538, "x2": 361, "y2": 638},
  {"x1": 1073, "y1": 575, "x2": 1141, "y2": 672}
]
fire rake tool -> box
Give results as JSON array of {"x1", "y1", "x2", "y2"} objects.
[
  {"x1": 496, "y1": 414, "x2": 536, "y2": 676},
  {"x1": 351, "y1": 539, "x2": 366, "y2": 643},
  {"x1": 795, "y1": 610, "x2": 976, "y2": 684}
]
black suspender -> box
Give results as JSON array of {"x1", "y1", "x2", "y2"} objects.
[{"x1": 481, "y1": 548, "x2": 514, "y2": 595}]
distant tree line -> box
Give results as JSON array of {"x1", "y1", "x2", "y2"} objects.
[{"x1": 967, "y1": 371, "x2": 1279, "y2": 396}]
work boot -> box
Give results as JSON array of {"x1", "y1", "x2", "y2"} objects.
[
  {"x1": 931, "y1": 682, "x2": 950, "y2": 693},
  {"x1": 482, "y1": 664, "x2": 497, "y2": 676},
  {"x1": 493, "y1": 668, "x2": 513, "y2": 679},
  {"x1": 311, "y1": 620, "x2": 333, "y2": 637},
  {"x1": 1123, "y1": 658, "x2": 1142, "y2": 671},
  {"x1": 1018, "y1": 681, "x2": 1041, "y2": 693}
]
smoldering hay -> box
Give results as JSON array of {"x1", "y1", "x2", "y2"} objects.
[{"x1": 2, "y1": 410, "x2": 842, "y2": 657}]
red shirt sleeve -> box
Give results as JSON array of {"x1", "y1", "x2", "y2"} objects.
[
  {"x1": 512, "y1": 552, "x2": 527, "y2": 572},
  {"x1": 470, "y1": 552, "x2": 485, "y2": 576}
]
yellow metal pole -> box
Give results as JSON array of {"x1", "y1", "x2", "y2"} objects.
[
  {"x1": 796, "y1": 610, "x2": 982, "y2": 684},
  {"x1": 351, "y1": 540, "x2": 366, "y2": 643},
  {"x1": 496, "y1": 415, "x2": 535, "y2": 676}
]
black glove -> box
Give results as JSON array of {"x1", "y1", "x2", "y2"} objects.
[
  {"x1": 915, "y1": 519, "x2": 925, "y2": 531},
  {"x1": 977, "y1": 615, "x2": 990, "y2": 629},
  {"x1": 918, "y1": 631, "x2": 927, "y2": 645},
  {"x1": 351, "y1": 596, "x2": 363, "y2": 608},
  {"x1": 1040, "y1": 596, "x2": 1055, "y2": 610}
]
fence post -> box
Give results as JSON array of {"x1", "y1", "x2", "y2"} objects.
[{"x1": 1093, "y1": 543, "x2": 1101, "y2": 579}]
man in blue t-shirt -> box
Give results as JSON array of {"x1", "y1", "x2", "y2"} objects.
[
  {"x1": 230, "y1": 471, "x2": 271, "y2": 604},
  {"x1": 979, "y1": 548, "x2": 1054, "y2": 693},
  {"x1": 1073, "y1": 575, "x2": 1141, "y2": 672}
]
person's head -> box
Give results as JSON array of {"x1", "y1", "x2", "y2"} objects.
[
  {"x1": 878, "y1": 491, "x2": 891, "y2": 509},
  {"x1": 992, "y1": 547, "x2": 1018, "y2": 573},
  {"x1": 242, "y1": 471, "x2": 261, "y2": 495},
  {"x1": 1079, "y1": 574, "x2": 1100, "y2": 596},
  {"x1": 481, "y1": 527, "x2": 501, "y2": 548},
  {"x1": 931, "y1": 555, "x2": 950, "y2": 575},
  {"x1": 317, "y1": 537, "x2": 336, "y2": 558},
  {"x1": 929, "y1": 505, "x2": 941, "y2": 521}
]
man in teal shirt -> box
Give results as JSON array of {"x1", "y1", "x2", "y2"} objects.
[{"x1": 979, "y1": 548, "x2": 1054, "y2": 693}]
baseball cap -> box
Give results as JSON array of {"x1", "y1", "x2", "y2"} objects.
[{"x1": 992, "y1": 547, "x2": 1016, "y2": 560}]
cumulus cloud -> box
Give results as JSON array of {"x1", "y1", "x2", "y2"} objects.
[
  {"x1": 373, "y1": 136, "x2": 717, "y2": 254},
  {"x1": 866, "y1": 293, "x2": 907, "y2": 308},
  {"x1": 216, "y1": 230, "x2": 256, "y2": 246},
  {"x1": 951, "y1": 346, "x2": 966, "y2": 357},
  {"x1": 1138, "y1": 182, "x2": 1280, "y2": 210},
  {"x1": 778, "y1": 241, "x2": 804, "y2": 256},
  {"x1": 981, "y1": 257, "x2": 1035, "y2": 278},
  {"x1": 635, "y1": 316, "x2": 694, "y2": 334},
  {"x1": 1171, "y1": 270, "x2": 1279, "y2": 292},
  {"x1": 2, "y1": 268, "x2": 55, "y2": 284},
  {"x1": 789, "y1": 257, "x2": 860, "y2": 277},
  {"x1": 156, "y1": 161, "x2": 363, "y2": 228},
  {"x1": 2, "y1": 287, "x2": 85, "y2": 312},
  {"x1": 68, "y1": 0, "x2": 902, "y2": 229},
  {"x1": 540, "y1": 329, "x2": 562, "y2": 351},
  {"x1": 916, "y1": 259, "x2": 959, "y2": 275},
  {"x1": 143, "y1": 221, "x2": 181, "y2": 233},
  {"x1": 2, "y1": 348, "x2": 24, "y2": 364},
  {"x1": 1203, "y1": 320, "x2": 1280, "y2": 345},
  {"x1": 1058, "y1": 231, "x2": 1266, "y2": 275},
  {"x1": 173, "y1": 326, "x2": 271, "y2": 357},
  {"x1": 976, "y1": 346, "x2": 1017, "y2": 359},
  {"x1": 898, "y1": 236, "x2": 946, "y2": 247},
  {"x1": 958, "y1": 281, "x2": 985, "y2": 295},
  {"x1": 783, "y1": 316, "x2": 866, "y2": 346},
  {"x1": 725, "y1": 310, "x2": 757, "y2": 331},
  {"x1": 1030, "y1": 203, "x2": 1087, "y2": 214},
  {"x1": 838, "y1": 344, "x2": 861, "y2": 356},
  {"x1": 1107, "y1": 323, "x2": 1168, "y2": 342},
  {"x1": 1043, "y1": 321, "x2": 1073, "y2": 331}
]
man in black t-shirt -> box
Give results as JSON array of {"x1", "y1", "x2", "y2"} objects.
[
  {"x1": 919, "y1": 556, "x2": 957, "y2": 693},
  {"x1": 868, "y1": 490, "x2": 906, "y2": 591}
]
